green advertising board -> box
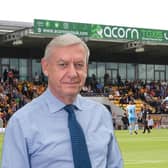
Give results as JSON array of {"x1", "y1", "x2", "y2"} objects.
[
  {"x1": 91, "y1": 24, "x2": 168, "y2": 43},
  {"x1": 34, "y1": 19, "x2": 90, "y2": 37},
  {"x1": 34, "y1": 19, "x2": 168, "y2": 43}
]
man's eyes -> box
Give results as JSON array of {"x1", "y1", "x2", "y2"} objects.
[
  {"x1": 58, "y1": 63, "x2": 67, "y2": 67},
  {"x1": 57, "y1": 63, "x2": 84, "y2": 69},
  {"x1": 75, "y1": 63, "x2": 84, "y2": 68}
]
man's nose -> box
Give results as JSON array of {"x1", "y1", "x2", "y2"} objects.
[{"x1": 68, "y1": 64, "x2": 78, "y2": 77}]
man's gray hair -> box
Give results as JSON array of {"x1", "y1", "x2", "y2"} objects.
[{"x1": 43, "y1": 33, "x2": 90, "y2": 63}]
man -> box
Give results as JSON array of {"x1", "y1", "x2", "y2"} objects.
[
  {"x1": 1, "y1": 33, "x2": 123, "y2": 168},
  {"x1": 142, "y1": 104, "x2": 150, "y2": 133},
  {"x1": 148, "y1": 115, "x2": 154, "y2": 130},
  {"x1": 121, "y1": 112, "x2": 129, "y2": 130},
  {"x1": 126, "y1": 100, "x2": 137, "y2": 135}
]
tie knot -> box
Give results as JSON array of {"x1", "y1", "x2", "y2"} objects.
[{"x1": 64, "y1": 104, "x2": 76, "y2": 113}]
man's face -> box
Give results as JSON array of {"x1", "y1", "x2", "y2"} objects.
[{"x1": 41, "y1": 43, "x2": 87, "y2": 101}]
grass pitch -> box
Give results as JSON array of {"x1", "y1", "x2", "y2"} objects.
[
  {"x1": 115, "y1": 129, "x2": 168, "y2": 168},
  {"x1": 0, "y1": 133, "x2": 3, "y2": 163},
  {"x1": 0, "y1": 129, "x2": 168, "y2": 167}
]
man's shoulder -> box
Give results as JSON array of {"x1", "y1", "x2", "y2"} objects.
[
  {"x1": 11, "y1": 94, "x2": 45, "y2": 120},
  {"x1": 78, "y1": 95, "x2": 110, "y2": 112},
  {"x1": 79, "y1": 95, "x2": 105, "y2": 106}
]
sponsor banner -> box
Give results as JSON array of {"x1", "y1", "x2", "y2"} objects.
[
  {"x1": 34, "y1": 19, "x2": 168, "y2": 43},
  {"x1": 34, "y1": 19, "x2": 90, "y2": 37}
]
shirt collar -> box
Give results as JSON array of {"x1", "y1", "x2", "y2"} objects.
[{"x1": 42, "y1": 88, "x2": 83, "y2": 113}]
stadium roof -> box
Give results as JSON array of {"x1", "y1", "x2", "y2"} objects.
[
  {"x1": 0, "y1": 20, "x2": 168, "y2": 65},
  {"x1": 0, "y1": 20, "x2": 33, "y2": 34}
]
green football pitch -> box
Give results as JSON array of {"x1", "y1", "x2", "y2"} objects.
[
  {"x1": 0, "y1": 129, "x2": 168, "y2": 168},
  {"x1": 115, "y1": 129, "x2": 168, "y2": 168}
]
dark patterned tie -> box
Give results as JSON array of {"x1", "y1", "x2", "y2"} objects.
[{"x1": 64, "y1": 104, "x2": 92, "y2": 168}]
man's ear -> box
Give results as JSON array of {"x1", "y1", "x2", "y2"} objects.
[{"x1": 41, "y1": 58, "x2": 49, "y2": 76}]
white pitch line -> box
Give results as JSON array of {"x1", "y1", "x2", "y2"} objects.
[{"x1": 125, "y1": 160, "x2": 167, "y2": 164}]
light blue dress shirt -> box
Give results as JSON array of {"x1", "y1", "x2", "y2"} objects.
[{"x1": 1, "y1": 88, "x2": 123, "y2": 168}]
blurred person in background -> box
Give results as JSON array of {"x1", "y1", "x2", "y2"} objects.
[{"x1": 126, "y1": 100, "x2": 138, "y2": 135}]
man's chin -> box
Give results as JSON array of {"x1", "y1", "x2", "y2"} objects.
[{"x1": 64, "y1": 89, "x2": 80, "y2": 96}]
